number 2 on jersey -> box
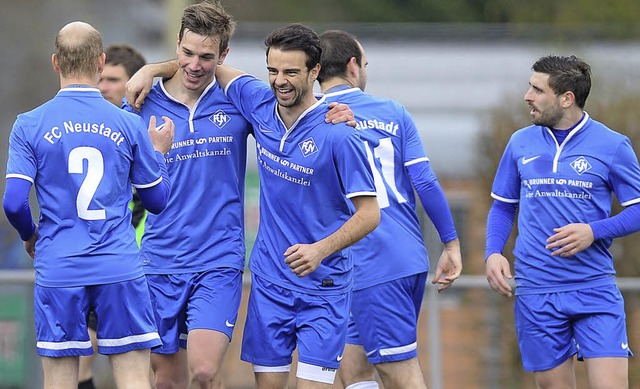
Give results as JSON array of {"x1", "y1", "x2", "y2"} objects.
[
  {"x1": 363, "y1": 137, "x2": 407, "y2": 209},
  {"x1": 68, "y1": 147, "x2": 106, "y2": 220}
]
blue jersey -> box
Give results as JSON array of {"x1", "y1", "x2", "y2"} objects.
[
  {"x1": 225, "y1": 75, "x2": 376, "y2": 294},
  {"x1": 124, "y1": 80, "x2": 252, "y2": 274},
  {"x1": 491, "y1": 113, "x2": 640, "y2": 293},
  {"x1": 324, "y1": 87, "x2": 429, "y2": 290},
  {"x1": 6, "y1": 87, "x2": 164, "y2": 287}
]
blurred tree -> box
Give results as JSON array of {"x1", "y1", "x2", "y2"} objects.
[{"x1": 223, "y1": 0, "x2": 640, "y2": 29}]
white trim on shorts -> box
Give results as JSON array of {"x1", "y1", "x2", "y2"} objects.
[
  {"x1": 253, "y1": 364, "x2": 291, "y2": 373},
  {"x1": 296, "y1": 361, "x2": 337, "y2": 384},
  {"x1": 97, "y1": 332, "x2": 160, "y2": 347},
  {"x1": 36, "y1": 340, "x2": 92, "y2": 350},
  {"x1": 380, "y1": 341, "x2": 417, "y2": 356}
]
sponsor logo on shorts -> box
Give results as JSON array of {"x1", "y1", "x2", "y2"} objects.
[
  {"x1": 336, "y1": 354, "x2": 343, "y2": 362},
  {"x1": 622, "y1": 342, "x2": 629, "y2": 350},
  {"x1": 225, "y1": 320, "x2": 235, "y2": 328}
]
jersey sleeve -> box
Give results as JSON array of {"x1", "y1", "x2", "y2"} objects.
[
  {"x1": 3, "y1": 177, "x2": 36, "y2": 241},
  {"x1": 6, "y1": 117, "x2": 37, "y2": 182},
  {"x1": 485, "y1": 199, "x2": 518, "y2": 259},
  {"x1": 224, "y1": 75, "x2": 273, "y2": 123},
  {"x1": 122, "y1": 101, "x2": 137, "y2": 114},
  {"x1": 400, "y1": 106, "x2": 429, "y2": 166},
  {"x1": 609, "y1": 137, "x2": 640, "y2": 206},
  {"x1": 491, "y1": 138, "x2": 520, "y2": 203},
  {"x1": 136, "y1": 151, "x2": 170, "y2": 214},
  {"x1": 407, "y1": 161, "x2": 458, "y2": 243}
]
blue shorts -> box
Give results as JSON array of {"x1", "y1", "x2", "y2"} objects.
[
  {"x1": 146, "y1": 268, "x2": 243, "y2": 354},
  {"x1": 347, "y1": 272, "x2": 427, "y2": 364},
  {"x1": 241, "y1": 273, "x2": 350, "y2": 370},
  {"x1": 515, "y1": 284, "x2": 632, "y2": 372},
  {"x1": 34, "y1": 277, "x2": 161, "y2": 357}
]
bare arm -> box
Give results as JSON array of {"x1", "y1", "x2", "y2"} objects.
[
  {"x1": 284, "y1": 195, "x2": 380, "y2": 277},
  {"x1": 125, "y1": 60, "x2": 179, "y2": 111}
]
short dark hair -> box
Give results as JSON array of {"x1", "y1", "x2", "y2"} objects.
[
  {"x1": 532, "y1": 55, "x2": 592, "y2": 109},
  {"x1": 317, "y1": 30, "x2": 362, "y2": 83},
  {"x1": 105, "y1": 44, "x2": 146, "y2": 78},
  {"x1": 179, "y1": 0, "x2": 235, "y2": 54},
  {"x1": 264, "y1": 23, "x2": 321, "y2": 71}
]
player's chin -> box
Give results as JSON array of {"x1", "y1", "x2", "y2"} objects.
[{"x1": 277, "y1": 98, "x2": 294, "y2": 108}]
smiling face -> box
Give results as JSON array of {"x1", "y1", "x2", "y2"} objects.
[
  {"x1": 267, "y1": 48, "x2": 319, "y2": 111},
  {"x1": 524, "y1": 72, "x2": 564, "y2": 128},
  {"x1": 176, "y1": 29, "x2": 228, "y2": 94}
]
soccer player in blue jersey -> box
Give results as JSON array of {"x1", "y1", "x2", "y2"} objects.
[
  {"x1": 2, "y1": 21, "x2": 175, "y2": 389},
  {"x1": 485, "y1": 55, "x2": 640, "y2": 388},
  {"x1": 316, "y1": 30, "x2": 462, "y2": 389},
  {"x1": 121, "y1": 3, "x2": 253, "y2": 388},
  {"x1": 73, "y1": 43, "x2": 149, "y2": 389},
  {"x1": 123, "y1": 4, "x2": 363, "y2": 389},
  {"x1": 210, "y1": 23, "x2": 380, "y2": 389}
]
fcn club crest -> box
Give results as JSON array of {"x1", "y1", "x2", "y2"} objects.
[
  {"x1": 570, "y1": 156, "x2": 592, "y2": 175},
  {"x1": 209, "y1": 110, "x2": 230, "y2": 128},
  {"x1": 298, "y1": 137, "x2": 318, "y2": 157}
]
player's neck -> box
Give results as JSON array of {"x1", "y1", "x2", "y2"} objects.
[
  {"x1": 277, "y1": 93, "x2": 318, "y2": 129},
  {"x1": 320, "y1": 77, "x2": 356, "y2": 93},
  {"x1": 554, "y1": 109, "x2": 585, "y2": 130},
  {"x1": 164, "y1": 74, "x2": 209, "y2": 109},
  {"x1": 277, "y1": 105, "x2": 306, "y2": 130},
  {"x1": 60, "y1": 75, "x2": 98, "y2": 89}
]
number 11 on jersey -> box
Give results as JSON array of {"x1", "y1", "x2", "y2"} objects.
[{"x1": 363, "y1": 137, "x2": 407, "y2": 209}]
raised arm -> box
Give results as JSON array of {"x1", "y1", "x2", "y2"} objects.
[
  {"x1": 216, "y1": 64, "x2": 353, "y2": 125},
  {"x1": 283, "y1": 195, "x2": 380, "y2": 277},
  {"x1": 125, "y1": 60, "x2": 179, "y2": 111},
  {"x1": 136, "y1": 115, "x2": 175, "y2": 214},
  {"x1": 215, "y1": 64, "x2": 247, "y2": 90}
]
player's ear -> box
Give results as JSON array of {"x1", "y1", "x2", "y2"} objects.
[
  {"x1": 52, "y1": 54, "x2": 60, "y2": 74},
  {"x1": 347, "y1": 56, "x2": 359, "y2": 78},
  {"x1": 218, "y1": 47, "x2": 230, "y2": 65},
  {"x1": 310, "y1": 63, "x2": 320, "y2": 81},
  {"x1": 561, "y1": 91, "x2": 575, "y2": 108},
  {"x1": 97, "y1": 52, "x2": 106, "y2": 74}
]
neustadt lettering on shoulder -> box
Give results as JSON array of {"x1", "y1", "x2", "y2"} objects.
[
  {"x1": 355, "y1": 119, "x2": 399, "y2": 136},
  {"x1": 43, "y1": 120, "x2": 126, "y2": 146}
]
